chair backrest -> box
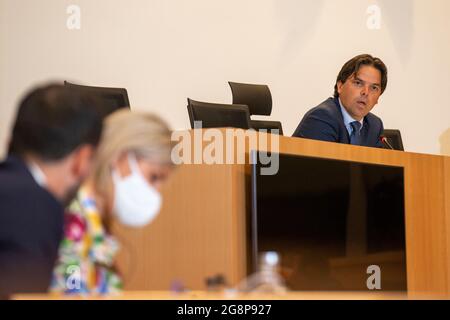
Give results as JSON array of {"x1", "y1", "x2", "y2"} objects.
[
  {"x1": 382, "y1": 129, "x2": 404, "y2": 151},
  {"x1": 187, "y1": 98, "x2": 251, "y2": 130},
  {"x1": 228, "y1": 82, "x2": 272, "y2": 116},
  {"x1": 228, "y1": 82, "x2": 283, "y2": 135},
  {"x1": 64, "y1": 81, "x2": 130, "y2": 117},
  {"x1": 250, "y1": 120, "x2": 284, "y2": 136}
]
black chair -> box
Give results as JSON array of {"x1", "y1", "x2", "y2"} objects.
[
  {"x1": 228, "y1": 82, "x2": 283, "y2": 135},
  {"x1": 382, "y1": 129, "x2": 404, "y2": 151},
  {"x1": 187, "y1": 98, "x2": 251, "y2": 130},
  {"x1": 64, "y1": 81, "x2": 130, "y2": 117}
]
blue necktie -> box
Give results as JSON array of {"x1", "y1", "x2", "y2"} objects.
[{"x1": 350, "y1": 121, "x2": 362, "y2": 145}]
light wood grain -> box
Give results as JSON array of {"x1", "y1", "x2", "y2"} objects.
[
  {"x1": 112, "y1": 129, "x2": 450, "y2": 295},
  {"x1": 444, "y1": 156, "x2": 450, "y2": 293},
  {"x1": 13, "y1": 291, "x2": 414, "y2": 300},
  {"x1": 113, "y1": 164, "x2": 240, "y2": 290}
]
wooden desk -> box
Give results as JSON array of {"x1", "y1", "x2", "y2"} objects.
[
  {"x1": 110, "y1": 130, "x2": 450, "y2": 296},
  {"x1": 13, "y1": 291, "x2": 412, "y2": 300}
]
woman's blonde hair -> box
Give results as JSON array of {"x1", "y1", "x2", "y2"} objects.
[{"x1": 91, "y1": 109, "x2": 173, "y2": 200}]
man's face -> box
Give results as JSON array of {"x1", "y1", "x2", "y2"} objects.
[{"x1": 337, "y1": 65, "x2": 382, "y2": 121}]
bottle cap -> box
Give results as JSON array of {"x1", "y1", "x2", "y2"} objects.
[{"x1": 261, "y1": 251, "x2": 279, "y2": 267}]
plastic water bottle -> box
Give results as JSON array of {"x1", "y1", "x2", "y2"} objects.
[{"x1": 238, "y1": 251, "x2": 287, "y2": 294}]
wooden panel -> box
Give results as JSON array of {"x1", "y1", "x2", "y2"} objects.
[
  {"x1": 113, "y1": 164, "x2": 241, "y2": 290},
  {"x1": 277, "y1": 133, "x2": 409, "y2": 167},
  {"x1": 229, "y1": 164, "x2": 248, "y2": 285},
  {"x1": 445, "y1": 157, "x2": 450, "y2": 293},
  {"x1": 404, "y1": 154, "x2": 448, "y2": 294},
  {"x1": 113, "y1": 129, "x2": 450, "y2": 295}
]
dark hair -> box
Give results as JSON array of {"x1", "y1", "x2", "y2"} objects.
[
  {"x1": 334, "y1": 54, "x2": 388, "y2": 98},
  {"x1": 9, "y1": 83, "x2": 105, "y2": 161}
]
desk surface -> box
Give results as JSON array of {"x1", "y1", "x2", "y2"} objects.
[{"x1": 13, "y1": 291, "x2": 446, "y2": 300}]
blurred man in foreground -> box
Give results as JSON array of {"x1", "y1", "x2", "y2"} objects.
[{"x1": 0, "y1": 84, "x2": 104, "y2": 297}]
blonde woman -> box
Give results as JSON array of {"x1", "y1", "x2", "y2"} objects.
[{"x1": 51, "y1": 109, "x2": 174, "y2": 294}]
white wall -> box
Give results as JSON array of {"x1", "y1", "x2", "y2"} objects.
[{"x1": 1, "y1": 0, "x2": 450, "y2": 157}]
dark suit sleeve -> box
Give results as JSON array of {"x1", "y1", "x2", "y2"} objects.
[
  {"x1": 0, "y1": 190, "x2": 63, "y2": 295},
  {"x1": 293, "y1": 108, "x2": 339, "y2": 142}
]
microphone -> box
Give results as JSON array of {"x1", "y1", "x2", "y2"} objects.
[{"x1": 380, "y1": 136, "x2": 394, "y2": 150}]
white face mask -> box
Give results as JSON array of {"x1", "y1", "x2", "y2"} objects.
[{"x1": 112, "y1": 153, "x2": 162, "y2": 227}]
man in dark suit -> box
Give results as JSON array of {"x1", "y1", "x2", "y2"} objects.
[
  {"x1": 293, "y1": 54, "x2": 387, "y2": 148},
  {"x1": 0, "y1": 84, "x2": 104, "y2": 297}
]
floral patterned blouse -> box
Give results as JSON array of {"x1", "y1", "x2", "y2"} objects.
[{"x1": 51, "y1": 187, "x2": 122, "y2": 294}]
